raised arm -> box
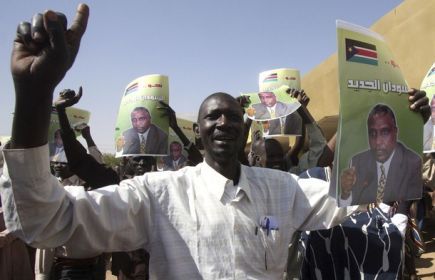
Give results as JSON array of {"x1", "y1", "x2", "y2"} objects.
[
  {"x1": 54, "y1": 88, "x2": 119, "y2": 188},
  {"x1": 236, "y1": 95, "x2": 251, "y2": 165},
  {"x1": 10, "y1": 5, "x2": 89, "y2": 149},
  {"x1": 2, "y1": 5, "x2": 152, "y2": 255},
  {"x1": 285, "y1": 89, "x2": 329, "y2": 174}
]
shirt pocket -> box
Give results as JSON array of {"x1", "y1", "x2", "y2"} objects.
[{"x1": 257, "y1": 227, "x2": 288, "y2": 270}]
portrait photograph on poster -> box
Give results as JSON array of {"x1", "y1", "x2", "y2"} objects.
[
  {"x1": 114, "y1": 74, "x2": 170, "y2": 157},
  {"x1": 331, "y1": 20, "x2": 423, "y2": 206}
]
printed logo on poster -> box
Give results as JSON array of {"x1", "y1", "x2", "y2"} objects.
[
  {"x1": 124, "y1": 82, "x2": 139, "y2": 96},
  {"x1": 345, "y1": 38, "x2": 378, "y2": 66},
  {"x1": 263, "y1": 73, "x2": 278, "y2": 83}
]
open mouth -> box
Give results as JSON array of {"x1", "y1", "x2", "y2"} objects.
[{"x1": 214, "y1": 133, "x2": 235, "y2": 141}]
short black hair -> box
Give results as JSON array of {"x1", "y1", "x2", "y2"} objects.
[
  {"x1": 367, "y1": 104, "x2": 397, "y2": 127},
  {"x1": 197, "y1": 92, "x2": 242, "y2": 122}
]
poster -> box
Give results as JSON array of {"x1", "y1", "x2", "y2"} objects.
[
  {"x1": 49, "y1": 106, "x2": 91, "y2": 162},
  {"x1": 332, "y1": 20, "x2": 422, "y2": 206},
  {"x1": 242, "y1": 85, "x2": 301, "y2": 137},
  {"x1": 115, "y1": 74, "x2": 170, "y2": 157},
  {"x1": 420, "y1": 62, "x2": 435, "y2": 152},
  {"x1": 156, "y1": 118, "x2": 196, "y2": 171}
]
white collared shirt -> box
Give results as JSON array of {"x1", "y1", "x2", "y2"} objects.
[{"x1": 1, "y1": 144, "x2": 352, "y2": 279}]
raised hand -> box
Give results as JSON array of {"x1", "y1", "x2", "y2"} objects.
[
  {"x1": 157, "y1": 101, "x2": 177, "y2": 130},
  {"x1": 287, "y1": 88, "x2": 310, "y2": 107},
  {"x1": 340, "y1": 167, "x2": 356, "y2": 200},
  {"x1": 54, "y1": 87, "x2": 83, "y2": 110},
  {"x1": 10, "y1": 4, "x2": 89, "y2": 148},
  {"x1": 408, "y1": 88, "x2": 430, "y2": 123},
  {"x1": 235, "y1": 95, "x2": 251, "y2": 110},
  {"x1": 12, "y1": 4, "x2": 89, "y2": 94}
]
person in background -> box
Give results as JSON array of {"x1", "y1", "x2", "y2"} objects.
[
  {"x1": 55, "y1": 88, "x2": 119, "y2": 188},
  {"x1": 36, "y1": 89, "x2": 111, "y2": 280},
  {"x1": 111, "y1": 156, "x2": 154, "y2": 280}
]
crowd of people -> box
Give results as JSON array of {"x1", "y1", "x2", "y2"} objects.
[{"x1": 0, "y1": 3, "x2": 433, "y2": 280}]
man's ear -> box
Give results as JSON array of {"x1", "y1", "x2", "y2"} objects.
[{"x1": 193, "y1": 122, "x2": 200, "y2": 137}]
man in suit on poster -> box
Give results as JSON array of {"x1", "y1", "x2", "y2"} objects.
[
  {"x1": 162, "y1": 141, "x2": 187, "y2": 171},
  {"x1": 252, "y1": 91, "x2": 293, "y2": 120},
  {"x1": 340, "y1": 104, "x2": 422, "y2": 205},
  {"x1": 122, "y1": 107, "x2": 168, "y2": 155},
  {"x1": 252, "y1": 91, "x2": 301, "y2": 135}
]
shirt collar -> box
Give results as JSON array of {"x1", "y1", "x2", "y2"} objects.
[
  {"x1": 376, "y1": 149, "x2": 395, "y2": 178},
  {"x1": 200, "y1": 161, "x2": 252, "y2": 203},
  {"x1": 138, "y1": 128, "x2": 150, "y2": 139},
  {"x1": 267, "y1": 104, "x2": 277, "y2": 112},
  {"x1": 238, "y1": 165, "x2": 252, "y2": 201}
]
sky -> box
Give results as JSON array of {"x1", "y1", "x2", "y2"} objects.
[{"x1": 0, "y1": 0, "x2": 403, "y2": 153}]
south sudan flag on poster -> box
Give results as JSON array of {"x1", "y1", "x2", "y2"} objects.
[
  {"x1": 262, "y1": 72, "x2": 278, "y2": 83},
  {"x1": 345, "y1": 38, "x2": 378, "y2": 66}
]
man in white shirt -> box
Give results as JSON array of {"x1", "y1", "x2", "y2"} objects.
[{"x1": 0, "y1": 4, "x2": 430, "y2": 279}]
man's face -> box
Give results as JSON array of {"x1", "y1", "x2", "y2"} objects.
[
  {"x1": 198, "y1": 93, "x2": 244, "y2": 165},
  {"x1": 51, "y1": 161, "x2": 73, "y2": 179},
  {"x1": 258, "y1": 92, "x2": 277, "y2": 107},
  {"x1": 264, "y1": 140, "x2": 285, "y2": 170},
  {"x1": 131, "y1": 156, "x2": 154, "y2": 175},
  {"x1": 131, "y1": 110, "x2": 151, "y2": 133},
  {"x1": 170, "y1": 143, "x2": 182, "y2": 161},
  {"x1": 368, "y1": 113, "x2": 397, "y2": 163},
  {"x1": 248, "y1": 137, "x2": 285, "y2": 170}
]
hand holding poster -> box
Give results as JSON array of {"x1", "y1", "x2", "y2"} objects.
[
  {"x1": 332, "y1": 20, "x2": 422, "y2": 206},
  {"x1": 115, "y1": 74, "x2": 169, "y2": 157}
]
